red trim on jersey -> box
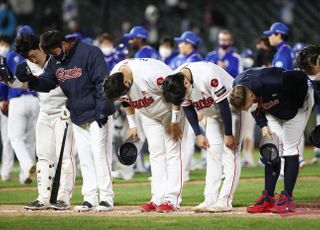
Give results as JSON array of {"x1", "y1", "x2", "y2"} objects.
[{"x1": 215, "y1": 91, "x2": 229, "y2": 103}]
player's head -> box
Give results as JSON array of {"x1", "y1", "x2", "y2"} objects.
[
  {"x1": 229, "y1": 85, "x2": 257, "y2": 111},
  {"x1": 159, "y1": 37, "x2": 175, "y2": 59},
  {"x1": 97, "y1": 33, "x2": 114, "y2": 56},
  {"x1": 40, "y1": 30, "x2": 68, "y2": 62},
  {"x1": 15, "y1": 33, "x2": 46, "y2": 65},
  {"x1": 218, "y1": 30, "x2": 234, "y2": 50},
  {"x1": 103, "y1": 72, "x2": 132, "y2": 101},
  {"x1": 0, "y1": 34, "x2": 10, "y2": 57},
  {"x1": 162, "y1": 72, "x2": 190, "y2": 106},
  {"x1": 263, "y1": 22, "x2": 289, "y2": 46},
  {"x1": 296, "y1": 45, "x2": 320, "y2": 76},
  {"x1": 124, "y1": 26, "x2": 148, "y2": 49},
  {"x1": 175, "y1": 31, "x2": 200, "y2": 55}
]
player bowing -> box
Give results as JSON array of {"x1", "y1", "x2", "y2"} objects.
[
  {"x1": 104, "y1": 58, "x2": 208, "y2": 212},
  {"x1": 162, "y1": 61, "x2": 247, "y2": 213}
]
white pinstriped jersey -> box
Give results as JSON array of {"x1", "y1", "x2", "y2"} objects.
[
  {"x1": 175, "y1": 61, "x2": 234, "y2": 117},
  {"x1": 110, "y1": 58, "x2": 173, "y2": 120}
]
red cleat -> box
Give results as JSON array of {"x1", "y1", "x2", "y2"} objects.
[
  {"x1": 139, "y1": 201, "x2": 157, "y2": 212},
  {"x1": 247, "y1": 190, "x2": 274, "y2": 213},
  {"x1": 155, "y1": 201, "x2": 177, "y2": 213},
  {"x1": 270, "y1": 191, "x2": 295, "y2": 213}
]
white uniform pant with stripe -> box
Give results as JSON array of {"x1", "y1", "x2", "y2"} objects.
[
  {"x1": 73, "y1": 118, "x2": 113, "y2": 206},
  {"x1": 204, "y1": 110, "x2": 247, "y2": 207},
  {"x1": 140, "y1": 112, "x2": 186, "y2": 207},
  {"x1": 35, "y1": 112, "x2": 76, "y2": 205}
]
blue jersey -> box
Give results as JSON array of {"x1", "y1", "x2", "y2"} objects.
[
  {"x1": 6, "y1": 51, "x2": 37, "y2": 100},
  {"x1": 135, "y1": 45, "x2": 160, "y2": 59},
  {"x1": 205, "y1": 48, "x2": 242, "y2": 78},
  {"x1": 272, "y1": 41, "x2": 293, "y2": 70},
  {"x1": 170, "y1": 50, "x2": 203, "y2": 69},
  {"x1": 103, "y1": 44, "x2": 128, "y2": 70},
  {"x1": 28, "y1": 38, "x2": 115, "y2": 125},
  {"x1": 162, "y1": 50, "x2": 179, "y2": 68},
  {"x1": 234, "y1": 67, "x2": 308, "y2": 127}
]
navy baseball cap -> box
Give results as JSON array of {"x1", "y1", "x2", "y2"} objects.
[
  {"x1": 124, "y1": 26, "x2": 149, "y2": 40},
  {"x1": 263, "y1": 22, "x2": 289, "y2": 36},
  {"x1": 174, "y1": 31, "x2": 200, "y2": 46},
  {"x1": 17, "y1": 25, "x2": 34, "y2": 36}
]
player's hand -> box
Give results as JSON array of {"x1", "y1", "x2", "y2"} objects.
[
  {"x1": 96, "y1": 112, "x2": 108, "y2": 128},
  {"x1": 0, "y1": 100, "x2": 9, "y2": 116},
  {"x1": 224, "y1": 135, "x2": 235, "y2": 150},
  {"x1": 169, "y1": 122, "x2": 182, "y2": 141},
  {"x1": 128, "y1": 127, "x2": 138, "y2": 141},
  {"x1": 196, "y1": 134, "x2": 209, "y2": 149},
  {"x1": 262, "y1": 126, "x2": 273, "y2": 139},
  {"x1": 15, "y1": 61, "x2": 37, "y2": 82}
]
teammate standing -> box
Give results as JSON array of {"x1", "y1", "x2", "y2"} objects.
[
  {"x1": 230, "y1": 67, "x2": 313, "y2": 213},
  {"x1": 162, "y1": 61, "x2": 247, "y2": 212},
  {"x1": 15, "y1": 30, "x2": 115, "y2": 212}
]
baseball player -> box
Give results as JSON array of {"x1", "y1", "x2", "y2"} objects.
[
  {"x1": 162, "y1": 61, "x2": 247, "y2": 212},
  {"x1": 14, "y1": 30, "x2": 115, "y2": 212},
  {"x1": 13, "y1": 33, "x2": 76, "y2": 210},
  {"x1": 230, "y1": 67, "x2": 313, "y2": 213},
  {"x1": 104, "y1": 58, "x2": 207, "y2": 212}
]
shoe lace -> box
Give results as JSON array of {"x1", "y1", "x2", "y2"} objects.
[
  {"x1": 164, "y1": 200, "x2": 174, "y2": 207},
  {"x1": 274, "y1": 194, "x2": 288, "y2": 206}
]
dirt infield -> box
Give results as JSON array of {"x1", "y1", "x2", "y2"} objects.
[{"x1": 0, "y1": 205, "x2": 320, "y2": 219}]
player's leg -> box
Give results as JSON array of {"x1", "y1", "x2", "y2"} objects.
[
  {"x1": 52, "y1": 118, "x2": 76, "y2": 210},
  {"x1": 313, "y1": 105, "x2": 320, "y2": 163},
  {"x1": 7, "y1": 96, "x2": 35, "y2": 184},
  {"x1": 182, "y1": 124, "x2": 195, "y2": 182},
  {"x1": 0, "y1": 111, "x2": 14, "y2": 181},
  {"x1": 271, "y1": 88, "x2": 314, "y2": 213},
  {"x1": 72, "y1": 123, "x2": 98, "y2": 212},
  {"x1": 90, "y1": 118, "x2": 113, "y2": 212},
  {"x1": 242, "y1": 114, "x2": 256, "y2": 167},
  {"x1": 139, "y1": 113, "x2": 166, "y2": 212},
  {"x1": 209, "y1": 111, "x2": 247, "y2": 212}
]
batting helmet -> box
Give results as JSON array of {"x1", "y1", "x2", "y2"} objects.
[
  {"x1": 259, "y1": 134, "x2": 280, "y2": 166},
  {"x1": 310, "y1": 125, "x2": 320, "y2": 148},
  {"x1": 117, "y1": 138, "x2": 143, "y2": 166}
]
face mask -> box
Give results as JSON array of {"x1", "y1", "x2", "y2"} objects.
[
  {"x1": 159, "y1": 47, "x2": 172, "y2": 58},
  {"x1": 0, "y1": 46, "x2": 9, "y2": 57},
  {"x1": 249, "y1": 103, "x2": 258, "y2": 112},
  {"x1": 243, "y1": 58, "x2": 254, "y2": 69},
  {"x1": 53, "y1": 47, "x2": 67, "y2": 62},
  {"x1": 219, "y1": 44, "x2": 232, "y2": 50},
  {"x1": 101, "y1": 47, "x2": 113, "y2": 56}
]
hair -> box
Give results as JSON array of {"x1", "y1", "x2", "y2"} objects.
[
  {"x1": 97, "y1": 33, "x2": 113, "y2": 44},
  {"x1": 103, "y1": 72, "x2": 129, "y2": 100},
  {"x1": 295, "y1": 45, "x2": 320, "y2": 74},
  {"x1": 0, "y1": 34, "x2": 11, "y2": 44},
  {"x1": 160, "y1": 37, "x2": 175, "y2": 48},
  {"x1": 14, "y1": 33, "x2": 40, "y2": 58},
  {"x1": 274, "y1": 32, "x2": 288, "y2": 41},
  {"x1": 229, "y1": 85, "x2": 248, "y2": 111},
  {"x1": 219, "y1": 29, "x2": 233, "y2": 39},
  {"x1": 40, "y1": 30, "x2": 67, "y2": 54},
  {"x1": 162, "y1": 73, "x2": 186, "y2": 106}
]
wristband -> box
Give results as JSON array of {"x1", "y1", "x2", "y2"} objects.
[
  {"x1": 127, "y1": 114, "x2": 136, "y2": 128},
  {"x1": 171, "y1": 109, "x2": 181, "y2": 123}
]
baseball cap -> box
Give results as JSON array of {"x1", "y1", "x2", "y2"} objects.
[
  {"x1": 263, "y1": 22, "x2": 289, "y2": 36},
  {"x1": 174, "y1": 31, "x2": 200, "y2": 46},
  {"x1": 17, "y1": 25, "x2": 34, "y2": 36},
  {"x1": 124, "y1": 26, "x2": 149, "y2": 40}
]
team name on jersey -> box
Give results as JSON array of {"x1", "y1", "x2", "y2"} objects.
[
  {"x1": 130, "y1": 96, "x2": 154, "y2": 109},
  {"x1": 192, "y1": 97, "x2": 214, "y2": 110},
  {"x1": 56, "y1": 67, "x2": 82, "y2": 82},
  {"x1": 262, "y1": 99, "x2": 279, "y2": 110}
]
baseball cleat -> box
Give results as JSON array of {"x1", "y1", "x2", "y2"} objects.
[
  {"x1": 95, "y1": 201, "x2": 113, "y2": 212},
  {"x1": 74, "y1": 201, "x2": 94, "y2": 212},
  {"x1": 24, "y1": 200, "x2": 50, "y2": 210},
  {"x1": 192, "y1": 201, "x2": 210, "y2": 212},
  {"x1": 139, "y1": 201, "x2": 157, "y2": 212},
  {"x1": 247, "y1": 190, "x2": 274, "y2": 213},
  {"x1": 207, "y1": 201, "x2": 232, "y2": 213},
  {"x1": 155, "y1": 201, "x2": 177, "y2": 213},
  {"x1": 51, "y1": 200, "x2": 71, "y2": 210},
  {"x1": 270, "y1": 191, "x2": 295, "y2": 213}
]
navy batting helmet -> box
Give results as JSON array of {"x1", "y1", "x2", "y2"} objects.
[{"x1": 259, "y1": 134, "x2": 280, "y2": 166}]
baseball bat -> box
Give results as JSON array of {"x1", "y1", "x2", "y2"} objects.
[{"x1": 50, "y1": 122, "x2": 69, "y2": 204}]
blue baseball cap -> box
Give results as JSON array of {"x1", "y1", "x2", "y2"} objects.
[
  {"x1": 174, "y1": 31, "x2": 200, "y2": 46},
  {"x1": 263, "y1": 22, "x2": 289, "y2": 36},
  {"x1": 124, "y1": 26, "x2": 149, "y2": 40},
  {"x1": 17, "y1": 25, "x2": 34, "y2": 36}
]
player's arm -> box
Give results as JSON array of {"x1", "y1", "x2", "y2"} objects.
[
  {"x1": 122, "y1": 102, "x2": 139, "y2": 141},
  {"x1": 251, "y1": 110, "x2": 272, "y2": 138}
]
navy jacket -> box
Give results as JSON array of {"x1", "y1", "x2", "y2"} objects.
[
  {"x1": 29, "y1": 38, "x2": 115, "y2": 125},
  {"x1": 234, "y1": 67, "x2": 308, "y2": 127}
]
